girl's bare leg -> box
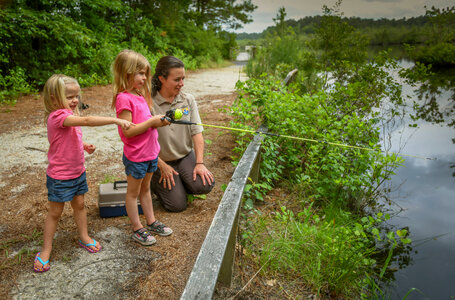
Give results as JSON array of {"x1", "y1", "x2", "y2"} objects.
[
  {"x1": 139, "y1": 172, "x2": 156, "y2": 226},
  {"x1": 35, "y1": 201, "x2": 64, "y2": 268},
  {"x1": 126, "y1": 175, "x2": 144, "y2": 231},
  {"x1": 71, "y1": 194, "x2": 101, "y2": 251}
]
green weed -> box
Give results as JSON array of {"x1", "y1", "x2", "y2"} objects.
[
  {"x1": 100, "y1": 174, "x2": 120, "y2": 184},
  {"x1": 0, "y1": 229, "x2": 42, "y2": 270},
  {"x1": 187, "y1": 194, "x2": 206, "y2": 204}
]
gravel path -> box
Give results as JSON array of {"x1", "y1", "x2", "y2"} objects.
[{"x1": 0, "y1": 65, "x2": 247, "y2": 172}]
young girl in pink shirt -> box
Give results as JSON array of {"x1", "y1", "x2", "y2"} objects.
[
  {"x1": 112, "y1": 50, "x2": 173, "y2": 246},
  {"x1": 33, "y1": 74, "x2": 134, "y2": 273}
]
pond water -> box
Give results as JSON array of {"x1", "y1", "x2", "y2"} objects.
[{"x1": 384, "y1": 60, "x2": 455, "y2": 299}]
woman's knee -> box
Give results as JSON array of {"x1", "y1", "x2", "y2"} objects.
[
  {"x1": 187, "y1": 179, "x2": 215, "y2": 195},
  {"x1": 156, "y1": 186, "x2": 188, "y2": 212},
  {"x1": 162, "y1": 198, "x2": 187, "y2": 212}
]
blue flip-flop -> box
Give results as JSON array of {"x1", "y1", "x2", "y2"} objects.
[
  {"x1": 78, "y1": 239, "x2": 102, "y2": 253},
  {"x1": 33, "y1": 252, "x2": 50, "y2": 273}
]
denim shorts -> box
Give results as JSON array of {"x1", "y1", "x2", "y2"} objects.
[
  {"x1": 46, "y1": 171, "x2": 89, "y2": 202},
  {"x1": 122, "y1": 154, "x2": 158, "y2": 179}
]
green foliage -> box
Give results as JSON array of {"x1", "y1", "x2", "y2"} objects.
[
  {"x1": 408, "y1": 42, "x2": 455, "y2": 66},
  {"x1": 187, "y1": 194, "x2": 206, "y2": 204},
  {"x1": 242, "y1": 178, "x2": 274, "y2": 210},
  {"x1": 236, "y1": 7, "x2": 430, "y2": 48},
  {"x1": 245, "y1": 1, "x2": 371, "y2": 84},
  {"x1": 0, "y1": 0, "x2": 257, "y2": 104},
  {"x1": 0, "y1": 67, "x2": 37, "y2": 103},
  {"x1": 191, "y1": 0, "x2": 256, "y2": 30},
  {"x1": 313, "y1": 0, "x2": 369, "y2": 71},
  {"x1": 233, "y1": 2, "x2": 412, "y2": 297},
  {"x1": 245, "y1": 34, "x2": 309, "y2": 78},
  {"x1": 245, "y1": 206, "x2": 410, "y2": 298},
  {"x1": 272, "y1": 7, "x2": 288, "y2": 37},
  {"x1": 233, "y1": 69, "x2": 403, "y2": 211},
  {"x1": 406, "y1": 6, "x2": 455, "y2": 66},
  {"x1": 1, "y1": 229, "x2": 42, "y2": 270},
  {"x1": 400, "y1": 57, "x2": 455, "y2": 133},
  {"x1": 364, "y1": 26, "x2": 426, "y2": 46},
  {"x1": 100, "y1": 174, "x2": 121, "y2": 184},
  {"x1": 424, "y1": 5, "x2": 455, "y2": 44}
]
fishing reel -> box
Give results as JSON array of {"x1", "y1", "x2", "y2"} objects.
[{"x1": 162, "y1": 108, "x2": 188, "y2": 123}]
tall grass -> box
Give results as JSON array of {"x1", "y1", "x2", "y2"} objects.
[{"x1": 249, "y1": 205, "x2": 380, "y2": 298}]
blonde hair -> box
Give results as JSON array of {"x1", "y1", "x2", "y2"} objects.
[
  {"x1": 111, "y1": 49, "x2": 152, "y2": 109},
  {"x1": 43, "y1": 74, "x2": 80, "y2": 123}
]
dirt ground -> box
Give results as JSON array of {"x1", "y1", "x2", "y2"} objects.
[{"x1": 0, "y1": 65, "x2": 255, "y2": 299}]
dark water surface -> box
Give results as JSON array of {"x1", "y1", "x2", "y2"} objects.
[{"x1": 384, "y1": 61, "x2": 455, "y2": 299}]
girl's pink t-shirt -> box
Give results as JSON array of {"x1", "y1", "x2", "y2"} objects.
[
  {"x1": 115, "y1": 92, "x2": 160, "y2": 162},
  {"x1": 46, "y1": 109, "x2": 85, "y2": 180}
]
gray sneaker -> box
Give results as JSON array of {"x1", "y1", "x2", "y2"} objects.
[
  {"x1": 132, "y1": 228, "x2": 156, "y2": 246},
  {"x1": 147, "y1": 220, "x2": 173, "y2": 236}
]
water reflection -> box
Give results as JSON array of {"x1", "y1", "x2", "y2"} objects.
[
  {"x1": 386, "y1": 156, "x2": 455, "y2": 299},
  {"x1": 412, "y1": 67, "x2": 455, "y2": 130},
  {"x1": 383, "y1": 62, "x2": 455, "y2": 299}
]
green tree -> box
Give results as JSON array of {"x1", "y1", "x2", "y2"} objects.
[
  {"x1": 406, "y1": 5, "x2": 455, "y2": 66},
  {"x1": 425, "y1": 5, "x2": 455, "y2": 44},
  {"x1": 273, "y1": 6, "x2": 287, "y2": 36},
  {"x1": 1, "y1": 0, "x2": 250, "y2": 103},
  {"x1": 312, "y1": 0, "x2": 369, "y2": 78},
  {"x1": 191, "y1": 0, "x2": 256, "y2": 30}
]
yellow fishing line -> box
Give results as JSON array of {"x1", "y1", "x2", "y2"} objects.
[{"x1": 196, "y1": 123, "x2": 434, "y2": 161}]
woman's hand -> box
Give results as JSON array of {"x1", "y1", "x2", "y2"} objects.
[
  {"x1": 159, "y1": 161, "x2": 179, "y2": 190},
  {"x1": 193, "y1": 163, "x2": 214, "y2": 186},
  {"x1": 116, "y1": 118, "x2": 135, "y2": 130}
]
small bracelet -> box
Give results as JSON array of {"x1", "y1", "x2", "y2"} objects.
[{"x1": 196, "y1": 162, "x2": 204, "y2": 165}]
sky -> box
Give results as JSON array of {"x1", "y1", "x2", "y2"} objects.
[{"x1": 235, "y1": 0, "x2": 454, "y2": 33}]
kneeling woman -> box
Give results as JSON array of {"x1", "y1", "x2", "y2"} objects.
[{"x1": 151, "y1": 56, "x2": 215, "y2": 212}]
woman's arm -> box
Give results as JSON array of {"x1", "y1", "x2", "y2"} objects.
[
  {"x1": 117, "y1": 110, "x2": 170, "y2": 138},
  {"x1": 192, "y1": 133, "x2": 214, "y2": 185},
  {"x1": 63, "y1": 115, "x2": 134, "y2": 130},
  {"x1": 192, "y1": 133, "x2": 205, "y2": 164}
]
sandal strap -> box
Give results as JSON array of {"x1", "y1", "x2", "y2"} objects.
[
  {"x1": 79, "y1": 239, "x2": 96, "y2": 247},
  {"x1": 134, "y1": 228, "x2": 151, "y2": 238},
  {"x1": 35, "y1": 253, "x2": 49, "y2": 266},
  {"x1": 150, "y1": 221, "x2": 167, "y2": 230},
  {"x1": 154, "y1": 221, "x2": 164, "y2": 228}
]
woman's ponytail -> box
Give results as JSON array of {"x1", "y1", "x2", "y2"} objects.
[{"x1": 151, "y1": 74, "x2": 162, "y2": 97}]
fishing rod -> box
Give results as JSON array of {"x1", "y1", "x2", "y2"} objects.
[{"x1": 162, "y1": 109, "x2": 435, "y2": 161}]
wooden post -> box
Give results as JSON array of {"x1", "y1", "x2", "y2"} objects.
[
  {"x1": 217, "y1": 205, "x2": 240, "y2": 286},
  {"x1": 283, "y1": 68, "x2": 298, "y2": 86}
]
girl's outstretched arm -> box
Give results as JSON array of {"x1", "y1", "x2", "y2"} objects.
[
  {"x1": 63, "y1": 115, "x2": 134, "y2": 130},
  {"x1": 117, "y1": 110, "x2": 170, "y2": 138}
]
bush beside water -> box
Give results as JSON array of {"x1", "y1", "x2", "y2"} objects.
[{"x1": 229, "y1": 2, "x2": 414, "y2": 298}]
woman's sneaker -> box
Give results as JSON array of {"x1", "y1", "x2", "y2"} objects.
[
  {"x1": 132, "y1": 228, "x2": 156, "y2": 246},
  {"x1": 147, "y1": 220, "x2": 173, "y2": 236}
]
